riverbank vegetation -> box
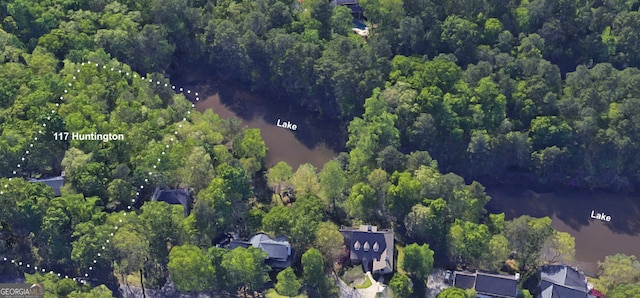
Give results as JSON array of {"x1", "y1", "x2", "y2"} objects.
[
  {"x1": 3, "y1": 0, "x2": 640, "y2": 192},
  {"x1": 2, "y1": 0, "x2": 640, "y2": 297}
]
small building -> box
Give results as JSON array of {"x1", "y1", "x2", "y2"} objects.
[
  {"x1": 151, "y1": 187, "x2": 192, "y2": 217},
  {"x1": 452, "y1": 270, "x2": 519, "y2": 298},
  {"x1": 29, "y1": 174, "x2": 64, "y2": 196},
  {"x1": 229, "y1": 233, "x2": 294, "y2": 269},
  {"x1": 537, "y1": 265, "x2": 595, "y2": 298},
  {"x1": 340, "y1": 225, "x2": 394, "y2": 274},
  {"x1": 330, "y1": 0, "x2": 366, "y2": 20}
]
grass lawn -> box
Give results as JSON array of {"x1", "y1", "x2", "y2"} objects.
[
  {"x1": 342, "y1": 266, "x2": 374, "y2": 289},
  {"x1": 264, "y1": 288, "x2": 308, "y2": 298},
  {"x1": 396, "y1": 244, "x2": 407, "y2": 275},
  {"x1": 356, "y1": 274, "x2": 373, "y2": 289}
]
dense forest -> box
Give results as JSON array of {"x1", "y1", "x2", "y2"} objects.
[
  {"x1": 4, "y1": 0, "x2": 640, "y2": 191},
  {"x1": 2, "y1": 0, "x2": 640, "y2": 297}
]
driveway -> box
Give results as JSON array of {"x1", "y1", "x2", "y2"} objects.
[
  {"x1": 425, "y1": 268, "x2": 450, "y2": 298},
  {"x1": 355, "y1": 272, "x2": 381, "y2": 298}
]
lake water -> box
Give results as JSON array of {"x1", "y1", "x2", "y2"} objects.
[
  {"x1": 181, "y1": 81, "x2": 639, "y2": 277},
  {"x1": 187, "y1": 84, "x2": 345, "y2": 170},
  {"x1": 485, "y1": 185, "x2": 640, "y2": 276}
]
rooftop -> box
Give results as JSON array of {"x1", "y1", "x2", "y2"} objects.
[
  {"x1": 538, "y1": 265, "x2": 589, "y2": 298},
  {"x1": 340, "y1": 225, "x2": 394, "y2": 274},
  {"x1": 29, "y1": 175, "x2": 64, "y2": 196},
  {"x1": 453, "y1": 271, "x2": 518, "y2": 298},
  {"x1": 151, "y1": 187, "x2": 192, "y2": 217}
]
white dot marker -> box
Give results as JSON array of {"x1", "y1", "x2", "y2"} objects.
[
  {"x1": 64, "y1": 90, "x2": 67, "y2": 93},
  {"x1": 153, "y1": 165, "x2": 156, "y2": 169},
  {"x1": 187, "y1": 90, "x2": 191, "y2": 94},
  {"x1": 110, "y1": 67, "x2": 114, "y2": 71},
  {"x1": 180, "y1": 88, "x2": 183, "y2": 92},
  {"x1": 196, "y1": 97, "x2": 199, "y2": 101},
  {"x1": 195, "y1": 92, "x2": 198, "y2": 96},
  {"x1": 141, "y1": 77, "x2": 145, "y2": 80},
  {"x1": 172, "y1": 86, "x2": 175, "y2": 89},
  {"x1": 128, "y1": 206, "x2": 131, "y2": 209},
  {"x1": 164, "y1": 84, "x2": 168, "y2": 87}
]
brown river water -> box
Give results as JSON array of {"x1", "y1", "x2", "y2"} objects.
[
  {"x1": 182, "y1": 82, "x2": 639, "y2": 277},
  {"x1": 188, "y1": 84, "x2": 346, "y2": 170},
  {"x1": 485, "y1": 185, "x2": 640, "y2": 276}
]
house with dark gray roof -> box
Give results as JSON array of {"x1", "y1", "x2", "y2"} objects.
[
  {"x1": 151, "y1": 187, "x2": 192, "y2": 217},
  {"x1": 340, "y1": 225, "x2": 394, "y2": 274},
  {"x1": 536, "y1": 265, "x2": 595, "y2": 298},
  {"x1": 229, "y1": 233, "x2": 294, "y2": 269},
  {"x1": 453, "y1": 270, "x2": 519, "y2": 298},
  {"x1": 29, "y1": 175, "x2": 64, "y2": 196}
]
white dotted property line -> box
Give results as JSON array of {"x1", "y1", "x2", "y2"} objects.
[{"x1": 1, "y1": 60, "x2": 202, "y2": 283}]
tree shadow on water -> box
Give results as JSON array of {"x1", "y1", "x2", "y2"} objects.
[
  {"x1": 485, "y1": 185, "x2": 640, "y2": 236},
  {"x1": 180, "y1": 81, "x2": 347, "y2": 153}
]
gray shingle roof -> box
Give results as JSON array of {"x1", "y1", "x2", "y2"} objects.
[
  {"x1": 29, "y1": 176, "x2": 64, "y2": 196},
  {"x1": 537, "y1": 265, "x2": 589, "y2": 298},
  {"x1": 476, "y1": 272, "x2": 518, "y2": 297},
  {"x1": 151, "y1": 187, "x2": 192, "y2": 217}
]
